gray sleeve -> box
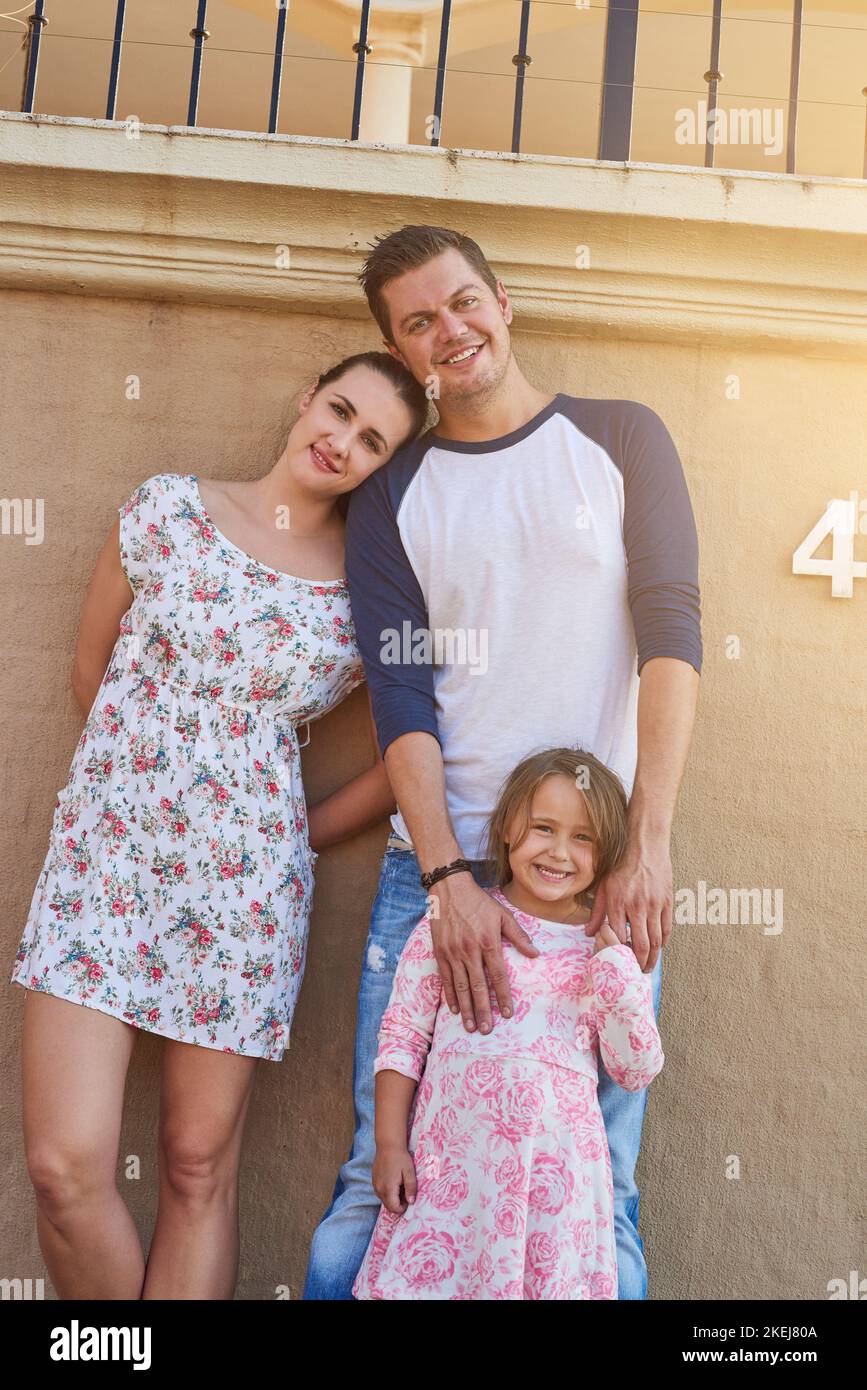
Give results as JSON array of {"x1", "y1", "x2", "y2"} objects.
[
  {"x1": 344, "y1": 467, "x2": 441, "y2": 757},
  {"x1": 620, "y1": 403, "x2": 703, "y2": 676}
]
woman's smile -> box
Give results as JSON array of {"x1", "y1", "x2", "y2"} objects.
[{"x1": 310, "y1": 444, "x2": 342, "y2": 475}]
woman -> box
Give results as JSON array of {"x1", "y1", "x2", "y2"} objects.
[{"x1": 10, "y1": 351, "x2": 429, "y2": 1299}]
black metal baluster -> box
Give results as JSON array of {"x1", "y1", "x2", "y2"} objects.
[
  {"x1": 105, "y1": 0, "x2": 127, "y2": 120},
  {"x1": 187, "y1": 0, "x2": 210, "y2": 128},
  {"x1": 268, "y1": 0, "x2": 288, "y2": 134},
  {"x1": 511, "y1": 1, "x2": 532, "y2": 155},
  {"x1": 350, "y1": 0, "x2": 372, "y2": 141},
  {"x1": 704, "y1": 0, "x2": 724, "y2": 169},
  {"x1": 598, "y1": 0, "x2": 639, "y2": 162},
  {"x1": 430, "y1": 0, "x2": 452, "y2": 147},
  {"x1": 21, "y1": 1, "x2": 48, "y2": 114}
]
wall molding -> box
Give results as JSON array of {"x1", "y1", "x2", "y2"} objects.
[{"x1": 1, "y1": 113, "x2": 866, "y2": 356}]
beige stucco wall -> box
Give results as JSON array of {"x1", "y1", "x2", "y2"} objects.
[{"x1": 0, "y1": 115, "x2": 864, "y2": 1300}]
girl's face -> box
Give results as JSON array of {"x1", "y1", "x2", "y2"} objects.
[
  {"x1": 505, "y1": 774, "x2": 596, "y2": 913},
  {"x1": 288, "y1": 363, "x2": 415, "y2": 497}
]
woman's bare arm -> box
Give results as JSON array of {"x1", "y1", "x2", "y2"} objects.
[
  {"x1": 70, "y1": 516, "x2": 135, "y2": 718},
  {"x1": 305, "y1": 692, "x2": 398, "y2": 852}
]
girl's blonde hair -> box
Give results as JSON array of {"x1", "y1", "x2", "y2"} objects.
[{"x1": 483, "y1": 747, "x2": 629, "y2": 912}]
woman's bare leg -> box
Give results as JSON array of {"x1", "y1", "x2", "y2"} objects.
[
  {"x1": 22, "y1": 991, "x2": 144, "y2": 1299},
  {"x1": 141, "y1": 1040, "x2": 258, "y2": 1300}
]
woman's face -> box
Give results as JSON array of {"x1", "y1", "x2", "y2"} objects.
[{"x1": 289, "y1": 363, "x2": 415, "y2": 497}]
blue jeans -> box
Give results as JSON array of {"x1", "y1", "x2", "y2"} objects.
[{"x1": 302, "y1": 845, "x2": 663, "y2": 1300}]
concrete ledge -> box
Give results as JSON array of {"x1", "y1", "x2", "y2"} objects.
[{"x1": 1, "y1": 112, "x2": 866, "y2": 355}]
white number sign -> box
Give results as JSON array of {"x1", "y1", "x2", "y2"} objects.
[{"x1": 792, "y1": 498, "x2": 866, "y2": 598}]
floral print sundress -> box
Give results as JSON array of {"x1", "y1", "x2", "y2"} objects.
[
  {"x1": 11, "y1": 472, "x2": 365, "y2": 1060},
  {"x1": 352, "y1": 885, "x2": 665, "y2": 1300}
]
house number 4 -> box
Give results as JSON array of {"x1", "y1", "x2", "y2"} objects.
[{"x1": 792, "y1": 495, "x2": 867, "y2": 598}]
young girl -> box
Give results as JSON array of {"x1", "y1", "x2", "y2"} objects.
[
  {"x1": 11, "y1": 351, "x2": 429, "y2": 1300},
  {"x1": 352, "y1": 746, "x2": 664, "y2": 1301}
]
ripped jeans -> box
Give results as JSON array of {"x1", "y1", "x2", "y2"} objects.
[{"x1": 302, "y1": 841, "x2": 663, "y2": 1300}]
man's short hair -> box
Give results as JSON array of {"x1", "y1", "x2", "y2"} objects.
[{"x1": 358, "y1": 225, "x2": 500, "y2": 342}]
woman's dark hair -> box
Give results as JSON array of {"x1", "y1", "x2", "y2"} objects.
[{"x1": 310, "y1": 351, "x2": 430, "y2": 519}]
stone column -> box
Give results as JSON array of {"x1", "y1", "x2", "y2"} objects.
[{"x1": 358, "y1": 34, "x2": 424, "y2": 145}]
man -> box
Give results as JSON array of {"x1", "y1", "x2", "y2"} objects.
[{"x1": 303, "y1": 225, "x2": 702, "y2": 1300}]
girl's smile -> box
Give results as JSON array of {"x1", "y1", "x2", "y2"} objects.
[
  {"x1": 533, "y1": 863, "x2": 574, "y2": 883},
  {"x1": 502, "y1": 773, "x2": 596, "y2": 925}
]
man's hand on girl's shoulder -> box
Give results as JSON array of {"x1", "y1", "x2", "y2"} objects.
[
  {"x1": 585, "y1": 840, "x2": 672, "y2": 973},
  {"x1": 429, "y1": 873, "x2": 538, "y2": 1035}
]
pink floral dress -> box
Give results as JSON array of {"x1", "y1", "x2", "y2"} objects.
[
  {"x1": 11, "y1": 472, "x2": 365, "y2": 1060},
  {"x1": 352, "y1": 885, "x2": 664, "y2": 1300}
]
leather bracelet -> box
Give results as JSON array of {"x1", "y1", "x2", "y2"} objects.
[{"x1": 420, "y1": 858, "x2": 473, "y2": 891}]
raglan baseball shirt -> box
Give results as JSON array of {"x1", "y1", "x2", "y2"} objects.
[{"x1": 344, "y1": 393, "x2": 703, "y2": 862}]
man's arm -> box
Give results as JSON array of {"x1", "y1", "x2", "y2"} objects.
[
  {"x1": 383, "y1": 731, "x2": 537, "y2": 1034},
  {"x1": 587, "y1": 657, "x2": 699, "y2": 971},
  {"x1": 344, "y1": 471, "x2": 535, "y2": 1035},
  {"x1": 586, "y1": 403, "x2": 703, "y2": 971}
]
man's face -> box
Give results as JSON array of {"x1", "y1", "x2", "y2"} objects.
[{"x1": 380, "y1": 248, "x2": 513, "y2": 409}]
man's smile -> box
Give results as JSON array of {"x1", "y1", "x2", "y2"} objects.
[{"x1": 438, "y1": 342, "x2": 485, "y2": 367}]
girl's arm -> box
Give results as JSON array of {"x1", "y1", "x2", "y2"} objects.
[
  {"x1": 588, "y1": 944, "x2": 665, "y2": 1091},
  {"x1": 374, "y1": 1071, "x2": 419, "y2": 1164},
  {"x1": 305, "y1": 694, "x2": 397, "y2": 852},
  {"x1": 373, "y1": 915, "x2": 443, "y2": 1148}
]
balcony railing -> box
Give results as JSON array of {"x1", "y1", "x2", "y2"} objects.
[{"x1": 4, "y1": 0, "x2": 867, "y2": 180}]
